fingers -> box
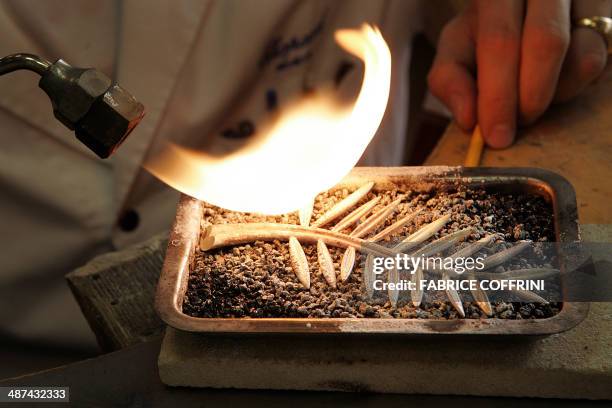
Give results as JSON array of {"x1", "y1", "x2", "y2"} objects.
[
  {"x1": 432, "y1": 0, "x2": 603, "y2": 147},
  {"x1": 428, "y1": 11, "x2": 477, "y2": 130},
  {"x1": 476, "y1": 0, "x2": 525, "y2": 148},
  {"x1": 555, "y1": 0, "x2": 611, "y2": 102},
  {"x1": 519, "y1": 0, "x2": 571, "y2": 124}
]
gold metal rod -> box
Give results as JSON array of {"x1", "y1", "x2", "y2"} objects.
[{"x1": 464, "y1": 125, "x2": 485, "y2": 167}]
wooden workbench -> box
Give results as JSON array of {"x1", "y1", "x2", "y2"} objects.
[
  {"x1": 3, "y1": 339, "x2": 605, "y2": 408},
  {"x1": 426, "y1": 65, "x2": 612, "y2": 225}
]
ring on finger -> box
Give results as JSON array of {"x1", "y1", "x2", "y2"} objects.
[{"x1": 574, "y1": 16, "x2": 612, "y2": 54}]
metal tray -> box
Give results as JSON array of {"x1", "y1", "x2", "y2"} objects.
[{"x1": 155, "y1": 166, "x2": 588, "y2": 335}]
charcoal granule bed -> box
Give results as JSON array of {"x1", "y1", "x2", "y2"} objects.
[{"x1": 183, "y1": 185, "x2": 561, "y2": 320}]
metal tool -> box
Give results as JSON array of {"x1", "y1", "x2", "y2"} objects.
[{"x1": 0, "y1": 53, "x2": 144, "y2": 158}]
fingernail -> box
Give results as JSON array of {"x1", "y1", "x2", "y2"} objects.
[
  {"x1": 449, "y1": 93, "x2": 464, "y2": 122},
  {"x1": 487, "y1": 124, "x2": 514, "y2": 149}
]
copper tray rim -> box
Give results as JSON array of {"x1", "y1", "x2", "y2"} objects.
[{"x1": 155, "y1": 166, "x2": 589, "y2": 335}]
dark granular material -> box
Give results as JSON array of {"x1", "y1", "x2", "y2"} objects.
[{"x1": 183, "y1": 184, "x2": 560, "y2": 319}]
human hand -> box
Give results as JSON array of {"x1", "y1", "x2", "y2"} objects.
[{"x1": 428, "y1": 0, "x2": 610, "y2": 148}]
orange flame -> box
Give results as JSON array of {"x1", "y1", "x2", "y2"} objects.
[{"x1": 145, "y1": 24, "x2": 391, "y2": 214}]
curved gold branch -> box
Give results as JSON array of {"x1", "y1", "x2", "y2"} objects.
[{"x1": 200, "y1": 222, "x2": 398, "y2": 258}]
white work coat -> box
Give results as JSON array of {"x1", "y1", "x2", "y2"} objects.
[{"x1": 0, "y1": 0, "x2": 421, "y2": 348}]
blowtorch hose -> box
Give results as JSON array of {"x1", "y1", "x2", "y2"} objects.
[{"x1": 0, "y1": 53, "x2": 51, "y2": 76}]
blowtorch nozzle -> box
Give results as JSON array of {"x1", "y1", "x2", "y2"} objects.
[{"x1": 0, "y1": 53, "x2": 144, "y2": 158}]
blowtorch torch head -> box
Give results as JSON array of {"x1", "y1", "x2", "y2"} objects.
[{"x1": 38, "y1": 59, "x2": 145, "y2": 158}]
